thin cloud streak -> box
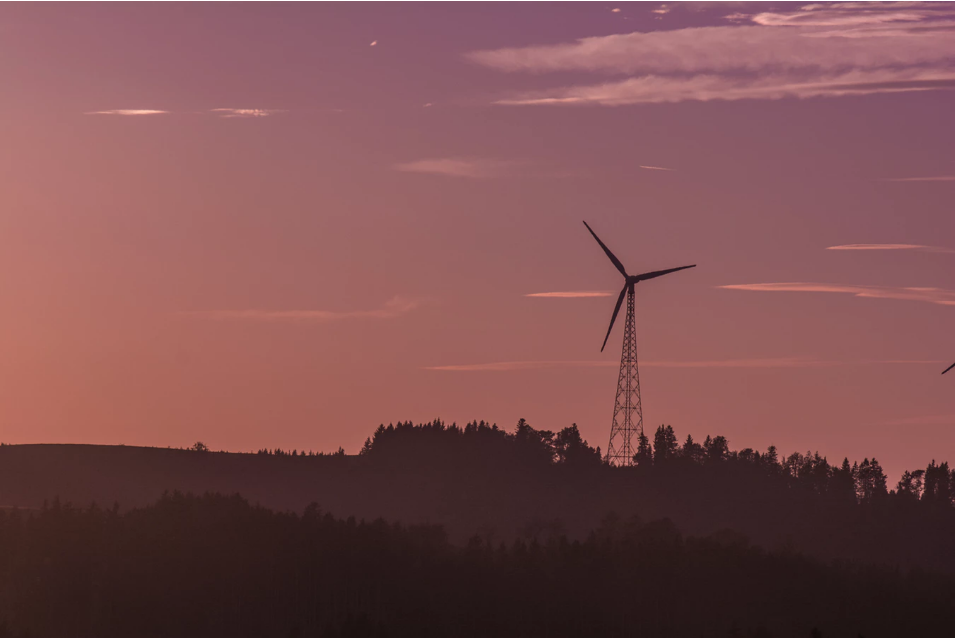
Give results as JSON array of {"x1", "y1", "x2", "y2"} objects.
[
  {"x1": 179, "y1": 296, "x2": 418, "y2": 322},
  {"x1": 86, "y1": 109, "x2": 287, "y2": 118},
  {"x1": 746, "y1": 3, "x2": 955, "y2": 28},
  {"x1": 211, "y1": 108, "x2": 284, "y2": 118},
  {"x1": 525, "y1": 291, "x2": 615, "y2": 298},
  {"x1": 882, "y1": 413, "x2": 955, "y2": 426},
  {"x1": 883, "y1": 176, "x2": 955, "y2": 182},
  {"x1": 85, "y1": 110, "x2": 168, "y2": 116},
  {"x1": 427, "y1": 360, "x2": 613, "y2": 372},
  {"x1": 426, "y1": 357, "x2": 942, "y2": 372},
  {"x1": 394, "y1": 158, "x2": 517, "y2": 178},
  {"x1": 827, "y1": 244, "x2": 928, "y2": 250},
  {"x1": 827, "y1": 244, "x2": 955, "y2": 253},
  {"x1": 720, "y1": 282, "x2": 955, "y2": 306},
  {"x1": 639, "y1": 165, "x2": 675, "y2": 171}
]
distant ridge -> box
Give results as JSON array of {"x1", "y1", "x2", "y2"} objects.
[{"x1": 3, "y1": 419, "x2": 955, "y2": 576}]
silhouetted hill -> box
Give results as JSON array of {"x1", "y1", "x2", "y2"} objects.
[
  {"x1": 2, "y1": 419, "x2": 954, "y2": 575},
  {"x1": 0, "y1": 443, "x2": 359, "y2": 513}
]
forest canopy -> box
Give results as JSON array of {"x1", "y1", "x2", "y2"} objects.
[{"x1": 0, "y1": 492, "x2": 953, "y2": 638}]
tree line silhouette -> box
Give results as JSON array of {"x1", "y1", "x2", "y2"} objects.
[
  {"x1": 362, "y1": 419, "x2": 952, "y2": 508},
  {"x1": 349, "y1": 419, "x2": 955, "y2": 573},
  {"x1": 0, "y1": 491, "x2": 953, "y2": 638}
]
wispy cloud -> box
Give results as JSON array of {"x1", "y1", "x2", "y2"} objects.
[
  {"x1": 426, "y1": 357, "x2": 941, "y2": 372},
  {"x1": 827, "y1": 243, "x2": 955, "y2": 253},
  {"x1": 883, "y1": 175, "x2": 955, "y2": 182},
  {"x1": 745, "y1": 2, "x2": 952, "y2": 29},
  {"x1": 179, "y1": 296, "x2": 418, "y2": 322},
  {"x1": 471, "y1": 6, "x2": 955, "y2": 74},
  {"x1": 493, "y1": 69, "x2": 955, "y2": 106},
  {"x1": 211, "y1": 108, "x2": 284, "y2": 118},
  {"x1": 639, "y1": 165, "x2": 675, "y2": 171},
  {"x1": 525, "y1": 291, "x2": 615, "y2": 298},
  {"x1": 394, "y1": 158, "x2": 518, "y2": 178},
  {"x1": 882, "y1": 413, "x2": 955, "y2": 426},
  {"x1": 467, "y1": 3, "x2": 955, "y2": 105},
  {"x1": 719, "y1": 282, "x2": 955, "y2": 306},
  {"x1": 85, "y1": 109, "x2": 168, "y2": 116}
]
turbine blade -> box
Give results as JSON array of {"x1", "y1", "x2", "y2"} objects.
[
  {"x1": 633, "y1": 264, "x2": 696, "y2": 282},
  {"x1": 583, "y1": 221, "x2": 628, "y2": 278},
  {"x1": 601, "y1": 285, "x2": 628, "y2": 352},
  {"x1": 943, "y1": 362, "x2": 955, "y2": 375}
]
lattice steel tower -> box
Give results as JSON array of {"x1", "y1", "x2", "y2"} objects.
[
  {"x1": 583, "y1": 221, "x2": 695, "y2": 466},
  {"x1": 607, "y1": 284, "x2": 643, "y2": 465}
]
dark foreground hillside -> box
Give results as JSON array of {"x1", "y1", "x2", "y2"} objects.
[
  {"x1": 2, "y1": 419, "x2": 955, "y2": 575},
  {"x1": 1, "y1": 492, "x2": 953, "y2": 638}
]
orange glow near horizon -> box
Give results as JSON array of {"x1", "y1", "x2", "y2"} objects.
[{"x1": 0, "y1": 3, "x2": 954, "y2": 480}]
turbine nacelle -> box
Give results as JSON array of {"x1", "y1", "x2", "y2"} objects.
[{"x1": 583, "y1": 221, "x2": 695, "y2": 352}]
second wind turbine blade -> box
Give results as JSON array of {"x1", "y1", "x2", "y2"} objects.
[
  {"x1": 943, "y1": 362, "x2": 955, "y2": 375},
  {"x1": 633, "y1": 264, "x2": 697, "y2": 282},
  {"x1": 601, "y1": 285, "x2": 628, "y2": 352}
]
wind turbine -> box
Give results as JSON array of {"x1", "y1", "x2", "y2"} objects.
[
  {"x1": 944, "y1": 362, "x2": 955, "y2": 375},
  {"x1": 583, "y1": 221, "x2": 695, "y2": 466}
]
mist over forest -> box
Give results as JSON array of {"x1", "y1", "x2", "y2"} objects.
[{"x1": 3, "y1": 419, "x2": 955, "y2": 636}]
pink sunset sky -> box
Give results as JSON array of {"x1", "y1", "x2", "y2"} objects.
[{"x1": 1, "y1": 2, "x2": 954, "y2": 479}]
